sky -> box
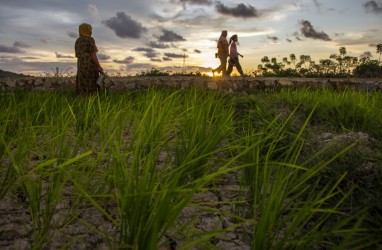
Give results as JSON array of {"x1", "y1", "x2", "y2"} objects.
[{"x1": 0, "y1": 0, "x2": 381, "y2": 76}]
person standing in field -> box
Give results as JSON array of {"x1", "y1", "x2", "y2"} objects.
[
  {"x1": 226, "y1": 34, "x2": 245, "y2": 77},
  {"x1": 75, "y1": 23, "x2": 103, "y2": 95},
  {"x1": 212, "y1": 30, "x2": 229, "y2": 76}
]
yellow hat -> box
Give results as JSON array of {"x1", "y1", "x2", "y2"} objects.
[{"x1": 79, "y1": 23, "x2": 92, "y2": 37}]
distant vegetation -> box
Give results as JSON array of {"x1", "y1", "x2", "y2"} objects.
[
  {"x1": 254, "y1": 44, "x2": 382, "y2": 78},
  {"x1": 135, "y1": 67, "x2": 208, "y2": 77},
  {"x1": 135, "y1": 45, "x2": 382, "y2": 78},
  {"x1": 0, "y1": 69, "x2": 28, "y2": 78},
  {"x1": 1, "y1": 44, "x2": 381, "y2": 78}
]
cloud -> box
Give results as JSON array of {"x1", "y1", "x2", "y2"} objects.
[
  {"x1": 313, "y1": 0, "x2": 321, "y2": 9},
  {"x1": 133, "y1": 47, "x2": 160, "y2": 58},
  {"x1": 41, "y1": 37, "x2": 53, "y2": 44},
  {"x1": 13, "y1": 41, "x2": 31, "y2": 48},
  {"x1": 0, "y1": 56, "x2": 76, "y2": 75},
  {"x1": 164, "y1": 52, "x2": 188, "y2": 58},
  {"x1": 335, "y1": 31, "x2": 379, "y2": 46},
  {"x1": 194, "y1": 49, "x2": 202, "y2": 53},
  {"x1": 369, "y1": 43, "x2": 382, "y2": 48},
  {"x1": 158, "y1": 29, "x2": 186, "y2": 42},
  {"x1": 148, "y1": 41, "x2": 171, "y2": 49},
  {"x1": 55, "y1": 52, "x2": 74, "y2": 59},
  {"x1": 97, "y1": 54, "x2": 110, "y2": 60},
  {"x1": 293, "y1": 32, "x2": 303, "y2": 41},
  {"x1": 113, "y1": 56, "x2": 135, "y2": 64},
  {"x1": 215, "y1": 2, "x2": 259, "y2": 18},
  {"x1": 66, "y1": 30, "x2": 78, "y2": 38},
  {"x1": 176, "y1": 0, "x2": 212, "y2": 6},
  {"x1": 294, "y1": 0, "x2": 321, "y2": 10},
  {"x1": 127, "y1": 63, "x2": 155, "y2": 71},
  {"x1": 364, "y1": 1, "x2": 382, "y2": 14},
  {"x1": 103, "y1": 12, "x2": 147, "y2": 39},
  {"x1": 299, "y1": 20, "x2": 331, "y2": 41},
  {"x1": 286, "y1": 38, "x2": 292, "y2": 43},
  {"x1": 88, "y1": 4, "x2": 101, "y2": 20},
  {"x1": 151, "y1": 58, "x2": 162, "y2": 62},
  {"x1": 267, "y1": 35, "x2": 279, "y2": 43},
  {"x1": 162, "y1": 57, "x2": 172, "y2": 61},
  {"x1": 0, "y1": 44, "x2": 24, "y2": 53}
]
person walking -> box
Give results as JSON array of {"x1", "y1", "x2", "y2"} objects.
[
  {"x1": 212, "y1": 30, "x2": 229, "y2": 76},
  {"x1": 226, "y1": 34, "x2": 245, "y2": 77},
  {"x1": 75, "y1": 23, "x2": 103, "y2": 95}
]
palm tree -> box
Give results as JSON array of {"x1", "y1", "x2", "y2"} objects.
[
  {"x1": 261, "y1": 56, "x2": 270, "y2": 64},
  {"x1": 337, "y1": 47, "x2": 347, "y2": 74},
  {"x1": 377, "y1": 44, "x2": 382, "y2": 62},
  {"x1": 282, "y1": 57, "x2": 290, "y2": 65},
  {"x1": 289, "y1": 54, "x2": 296, "y2": 69},
  {"x1": 339, "y1": 47, "x2": 347, "y2": 57}
]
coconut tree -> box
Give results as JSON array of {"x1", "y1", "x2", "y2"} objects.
[
  {"x1": 282, "y1": 57, "x2": 290, "y2": 66},
  {"x1": 261, "y1": 56, "x2": 270, "y2": 64},
  {"x1": 289, "y1": 53, "x2": 297, "y2": 69},
  {"x1": 339, "y1": 47, "x2": 347, "y2": 57},
  {"x1": 337, "y1": 47, "x2": 347, "y2": 74},
  {"x1": 377, "y1": 44, "x2": 382, "y2": 62},
  {"x1": 261, "y1": 56, "x2": 275, "y2": 75}
]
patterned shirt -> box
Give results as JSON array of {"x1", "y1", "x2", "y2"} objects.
[{"x1": 229, "y1": 42, "x2": 238, "y2": 58}]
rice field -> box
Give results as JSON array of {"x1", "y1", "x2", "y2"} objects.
[{"x1": 0, "y1": 87, "x2": 381, "y2": 249}]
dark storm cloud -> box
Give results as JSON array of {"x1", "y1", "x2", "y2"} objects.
[
  {"x1": 162, "y1": 57, "x2": 172, "y2": 61},
  {"x1": 113, "y1": 56, "x2": 135, "y2": 64},
  {"x1": 55, "y1": 52, "x2": 74, "y2": 59},
  {"x1": 164, "y1": 52, "x2": 188, "y2": 58},
  {"x1": 148, "y1": 41, "x2": 171, "y2": 49},
  {"x1": 66, "y1": 31, "x2": 78, "y2": 38},
  {"x1": 98, "y1": 54, "x2": 110, "y2": 61},
  {"x1": 133, "y1": 47, "x2": 160, "y2": 58},
  {"x1": 158, "y1": 29, "x2": 186, "y2": 42},
  {"x1": 364, "y1": 1, "x2": 382, "y2": 14},
  {"x1": 215, "y1": 2, "x2": 259, "y2": 18},
  {"x1": 103, "y1": 12, "x2": 147, "y2": 39},
  {"x1": 0, "y1": 44, "x2": 24, "y2": 53},
  {"x1": 267, "y1": 35, "x2": 279, "y2": 43},
  {"x1": 299, "y1": 20, "x2": 331, "y2": 41},
  {"x1": 13, "y1": 41, "x2": 30, "y2": 48}
]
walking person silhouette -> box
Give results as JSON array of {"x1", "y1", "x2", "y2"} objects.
[
  {"x1": 212, "y1": 30, "x2": 229, "y2": 76},
  {"x1": 226, "y1": 34, "x2": 245, "y2": 77}
]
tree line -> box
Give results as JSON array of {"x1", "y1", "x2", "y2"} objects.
[{"x1": 254, "y1": 44, "x2": 382, "y2": 78}]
